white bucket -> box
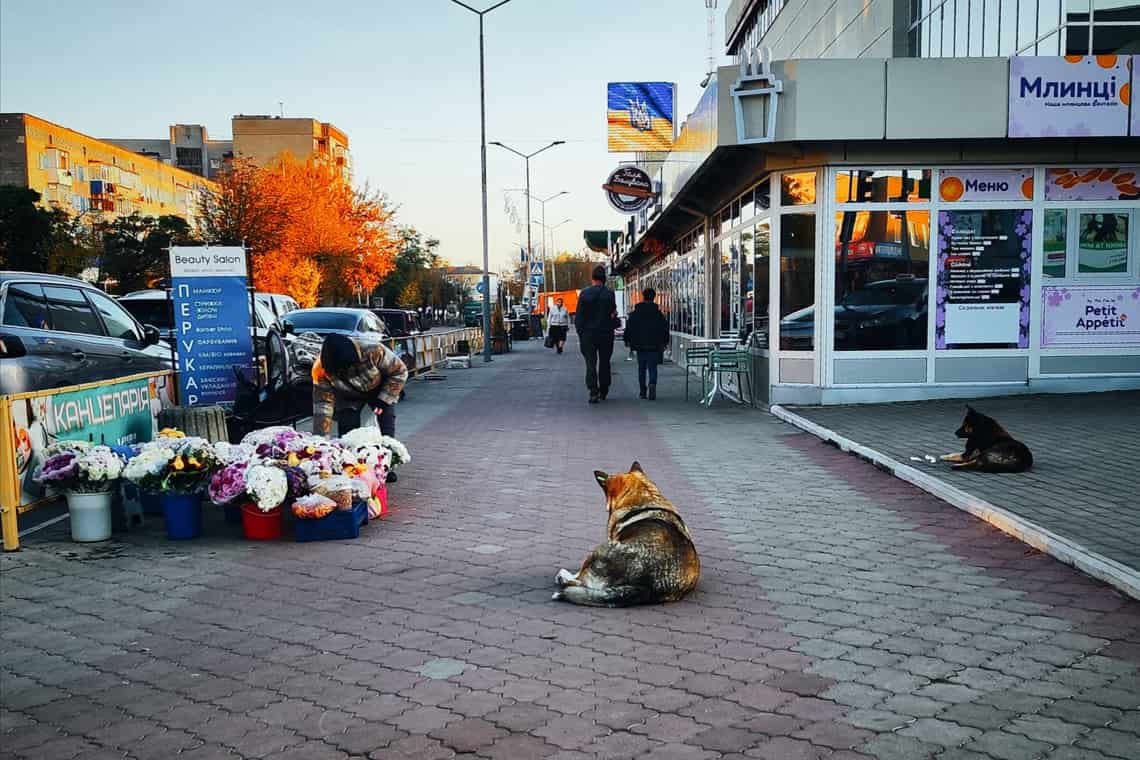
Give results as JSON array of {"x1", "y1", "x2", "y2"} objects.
[{"x1": 66, "y1": 492, "x2": 113, "y2": 542}]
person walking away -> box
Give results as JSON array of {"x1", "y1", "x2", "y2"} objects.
[
  {"x1": 624, "y1": 288, "x2": 670, "y2": 400},
  {"x1": 311, "y1": 334, "x2": 408, "y2": 481},
  {"x1": 546, "y1": 297, "x2": 570, "y2": 354},
  {"x1": 574, "y1": 265, "x2": 618, "y2": 404}
]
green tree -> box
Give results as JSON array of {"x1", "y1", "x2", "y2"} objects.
[
  {"x1": 100, "y1": 213, "x2": 197, "y2": 293},
  {"x1": 375, "y1": 227, "x2": 441, "y2": 306},
  {"x1": 0, "y1": 185, "x2": 62, "y2": 271}
]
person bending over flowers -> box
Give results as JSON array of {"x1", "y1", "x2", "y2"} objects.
[{"x1": 311, "y1": 334, "x2": 408, "y2": 481}]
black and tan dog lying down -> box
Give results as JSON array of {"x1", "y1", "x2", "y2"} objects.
[
  {"x1": 942, "y1": 406, "x2": 1033, "y2": 473},
  {"x1": 554, "y1": 462, "x2": 699, "y2": 607}
]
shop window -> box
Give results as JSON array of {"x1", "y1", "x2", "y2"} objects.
[
  {"x1": 752, "y1": 222, "x2": 771, "y2": 348},
  {"x1": 1043, "y1": 209, "x2": 1067, "y2": 278},
  {"x1": 834, "y1": 210, "x2": 931, "y2": 350},
  {"x1": 781, "y1": 172, "x2": 816, "y2": 206},
  {"x1": 779, "y1": 213, "x2": 816, "y2": 350},
  {"x1": 835, "y1": 169, "x2": 931, "y2": 203},
  {"x1": 1077, "y1": 211, "x2": 1130, "y2": 274},
  {"x1": 754, "y1": 178, "x2": 771, "y2": 216}
]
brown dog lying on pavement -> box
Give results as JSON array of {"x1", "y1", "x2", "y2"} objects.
[
  {"x1": 553, "y1": 462, "x2": 700, "y2": 607},
  {"x1": 941, "y1": 405, "x2": 1033, "y2": 473}
]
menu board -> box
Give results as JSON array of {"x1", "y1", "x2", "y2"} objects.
[{"x1": 936, "y1": 210, "x2": 1031, "y2": 350}]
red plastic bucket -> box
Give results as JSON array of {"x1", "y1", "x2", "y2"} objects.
[{"x1": 241, "y1": 503, "x2": 283, "y2": 540}]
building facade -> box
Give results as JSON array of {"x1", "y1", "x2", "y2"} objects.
[
  {"x1": 231, "y1": 116, "x2": 351, "y2": 180},
  {"x1": 0, "y1": 113, "x2": 216, "y2": 223},
  {"x1": 613, "y1": 8, "x2": 1139, "y2": 406},
  {"x1": 105, "y1": 124, "x2": 233, "y2": 179}
]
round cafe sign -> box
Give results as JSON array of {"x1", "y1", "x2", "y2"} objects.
[{"x1": 603, "y1": 166, "x2": 655, "y2": 213}]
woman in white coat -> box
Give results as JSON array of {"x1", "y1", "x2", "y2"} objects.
[{"x1": 546, "y1": 298, "x2": 571, "y2": 354}]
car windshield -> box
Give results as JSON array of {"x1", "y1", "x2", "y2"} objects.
[
  {"x1": 285, "y1": 311, "x2": 359, "y2": 331},
  {"x1": 121, "y1": 299, "x2": 173, "y2": 329},
  {"x1": 840, "y1": 281, "x2": 924, "y2": 307}
]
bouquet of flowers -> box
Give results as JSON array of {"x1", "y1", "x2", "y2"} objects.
[
  {"x1": 245, "y1": 464, "x2": 289, "y2": 513},
  {"x1": 241, "y1": 427, "x2": 303, "y2": 461},
  {"x1": 36, "y1": 445, "x2": 125, "y2": 494},
  {"x1": 123, "y1": 436, "x2": 218, "y2": 494},
  {"x1": 340, "y1": 428, "x2": 411, "y2": 469}
]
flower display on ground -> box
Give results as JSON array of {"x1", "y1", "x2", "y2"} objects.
[{"x1": 208, "y1": 461, "x2": 249, "y2": 505}]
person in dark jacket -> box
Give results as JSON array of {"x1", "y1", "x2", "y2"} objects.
[
  {"x1": 624, "y1": 288, "x2": 670, "y2": 400},
  {"x1": 574, "y1": 265, "x2": 618, "y2": 403}
]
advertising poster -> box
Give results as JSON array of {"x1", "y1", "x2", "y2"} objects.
[
  {"x1": 1042, "y1": 286, "x2": 1140, "y2": 347},
  {"x1": 169, "y1": 246, "x2": 253, "y2": 406},
  {"x1": 1044, "y1": 167, "x2": 1140, "y2": 201},
  {"x1": 1077, "y1": 211, "x2": 1130, "y2": 273},
  {"x1": 938, "y1": 168, "x2": 1034, "y2": 202},
  {"x1": 10, "y1": 374, "x2": 173, "y2": 508},
  {"x1": 607, "y1": 82, "x2": 675, "y2": 152},
  {"x1": 1134, "y1": 56, "x2": 1140, "y2": 136},
  {"x1": 1008, "y1": 55, "x2": 1131, "y2": 137},
  {"x1": 936, "y1": 210, "x2": 1032, "y2": 349}
]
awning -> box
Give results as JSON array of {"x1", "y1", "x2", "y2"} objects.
[{"x1": 583, "y1": 230, "x2": 623, "y2": 253}]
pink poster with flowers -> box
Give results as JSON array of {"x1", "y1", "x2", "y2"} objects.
[{"x1": 1042, "y1": 286, "x2": 1140, "y2": 347}]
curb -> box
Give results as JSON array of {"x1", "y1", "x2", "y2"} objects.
[{"x1": 770, "y1": 404, "x2": 1140, "y2": 602}]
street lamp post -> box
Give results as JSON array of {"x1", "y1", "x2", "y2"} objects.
[
  {"x1": 507, "y1": 188, "x2": 569, "y2": 293},
  {"x1": 491, "y1": 140, "x2": 563, "y2": 308},
  {"x1": 449, "y1": 0, "x2": 514, "y2": 363}
]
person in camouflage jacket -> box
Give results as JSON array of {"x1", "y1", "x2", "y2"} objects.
[{"x1": 310, "y1": 334, "x2": 408, "y2": 441}]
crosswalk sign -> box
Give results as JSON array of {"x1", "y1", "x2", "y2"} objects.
[{"x1": 529, "y1": 261, "x2": 544, "y2": 275}]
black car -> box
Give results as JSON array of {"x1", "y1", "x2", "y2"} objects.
[
  {"x1": 372, "y1": 308, "x2": 423, "y2": 339},
  {"x1": 0, "y1": 272, "x2": 168, "y2": 394},
  {"x1": 778, "y1": 277, "x2": 928, "y2": 352}
]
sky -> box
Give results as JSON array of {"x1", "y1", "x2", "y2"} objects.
[{"x1": 0, "y1": 0, "x2": 727, "y2": 274}]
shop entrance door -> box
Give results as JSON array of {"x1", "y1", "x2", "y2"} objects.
[{"x1": 774, "y1": 212, "x2": 818, "y2": 385}]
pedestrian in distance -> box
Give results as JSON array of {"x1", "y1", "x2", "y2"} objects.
[
  {"x1": 575, "y1": 265, "x2": 619, "y2": 404},
  {"x1": 311, "y1": 334, "x2": 408, "y2": 481},
  {"x1": 624, "y1": 288, "x2": 670, "y2": 400},
  {"x1": 546, "y1": 297, "x2": 570, "y2": 354}
]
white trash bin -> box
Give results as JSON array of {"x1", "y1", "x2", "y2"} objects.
[{"x1": 66, "y1": 492, "x2": 113, "y2": 542}]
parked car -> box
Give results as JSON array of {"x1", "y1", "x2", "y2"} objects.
[
  {"x1": 279, "y1": 308, "x2": 387, "y2": 339},
  {"x1": 118, "y1": 289, "x2": 279, "y2": 354},
  {"x1": 461, "y1": 302, "x2": 483, "y2": 327},
  {"x1": 372, "y1": 308, "x2": 424, "y2": 339},
  {"x1": 256, "y1": 292, "x2": 300, "y2": 322},
  {"x1": 0, "y1": 272, "x2": 168, "y2": 394},
  {"x1": 778, "y1": 277, "x2": 928, "y2": 351}
]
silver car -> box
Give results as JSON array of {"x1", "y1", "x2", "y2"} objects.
[{"x1": 0, "y1": 272, "x2": 168, "y2": 394}]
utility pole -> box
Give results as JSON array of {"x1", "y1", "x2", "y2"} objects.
[{"x1": 449, "y1": 0, "x2": 514, "y2": 362}]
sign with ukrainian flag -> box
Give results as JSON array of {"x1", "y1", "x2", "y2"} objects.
[{"x1": 608, "y1": 82, "x2": 676, "y2": 152}]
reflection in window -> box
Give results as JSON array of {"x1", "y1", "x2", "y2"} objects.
[
  {"x1": 753, "y1": 223, "x2": 771, "y2": 349},
  {"x1": 835, "y1": 169, "x2": 931, "y2": 203},
  {"x1": 43, "y1": 286, "x2": 104, "y2": 336},
  {"x1": 779, "y1": 214, "x2": 816, "y2": 351},
  {"x1": 754, "y1": 178, "x2": 771, "y2": 216},
  {"x1": 781, "y1": 172, "x2": 816, "y2": 206},
  {"x1": 1077, "y1": 211, "x2": 1130, "y2": 273},
  {"x1": 834, "y1": 211, "x2": 931, "y2": 350},
  {"x1": 1043, "y1": 210, "x2": 1067, "y2": 278}
]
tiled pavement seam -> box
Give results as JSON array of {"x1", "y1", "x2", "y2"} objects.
[
  {"x1": 0, "y1": 338, "x2": 1138, "y2": 760},
  {"x1": 769, "y1": 403, "x2": 1140, "y2": 602}
]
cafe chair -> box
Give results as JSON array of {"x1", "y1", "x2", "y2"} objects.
[{"x1": 683, "y1": 343, "x2": 712, "y2": 402}]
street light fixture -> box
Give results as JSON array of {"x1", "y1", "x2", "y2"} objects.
[
  {"x1": 491, "y1": 140, "x2": 564, "y2": 305},
  {"x1": 531, "y1": 217, "x2": 573, "y2": 292},
  {"x1": 448, "y1": 0, "x2": 514, "y2": 363}
]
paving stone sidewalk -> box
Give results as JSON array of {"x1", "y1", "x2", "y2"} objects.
[
  {"x1": 1, "y1": 337, "x2": 1138, "y2": 760},
  {"x1": 782, "y1": 392, "x2": 1140, "y2": 573}
]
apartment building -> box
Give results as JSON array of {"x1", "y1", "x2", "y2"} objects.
[
  {"x1": 0, "y1": 113, "x2": 216, "y2": 223},
  {"x1": 612, "y1": 0, "x2": 1139, "y2": 406},
  {"x1": 106, "y1": 124, "x2": 233, "y2": 179},
  {"x1": 231, "y1": 116, "x2": 351, "y2": 180}
]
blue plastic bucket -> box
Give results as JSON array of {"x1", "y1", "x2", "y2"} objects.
[{"x1": 161, "y1": 493, "x2": 202, "y2": 540}]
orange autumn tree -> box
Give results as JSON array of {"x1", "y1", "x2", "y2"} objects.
[
  {"x1": 199, "y1": 153, "x2": 398, "y2": 307},
  {"x1": 257, "y1": 154, "x2": 398, "y2": 305}
]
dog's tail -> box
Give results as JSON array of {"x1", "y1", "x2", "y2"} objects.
[{"x1": 553, "y1": 585, "x2": 647, "y2": 608}]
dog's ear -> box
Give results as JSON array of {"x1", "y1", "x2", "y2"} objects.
[
  {"x1": 965, "y1": 405, "x2": 976, "y2": 414},
  {"x1": 630, "y1": 461, "x2": 644, "y2": 473},
  {"x1": 593, "y1": 470, "x2": 609, "y2": 489}
]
